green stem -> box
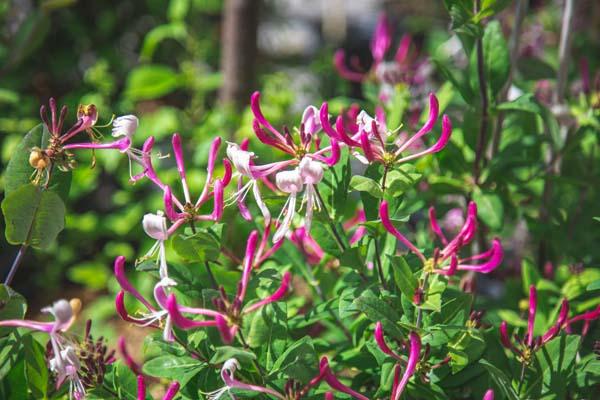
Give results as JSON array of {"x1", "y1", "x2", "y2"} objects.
[
  {"x1": 373, "y1": 239, "x2": 387, "y2": 290},
  {"x1": 473, "y1": 0, "x2": 489, "y2": 186},
  {"x1": 204, "y1": 261, "x2": 218, "y2": 290},
  {"x1": 313, "y1": 187, "x2": 346, "y2": 252},
  {"x1": 415, "y1": 272, "x2": 431, "y2": 328}
]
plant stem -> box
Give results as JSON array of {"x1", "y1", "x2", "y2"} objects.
[
  {"x1": 473, "y1": 0, "x2": 489, "y2": 186},
  {"x1": 554, "y1": 0, "x2": 574, "y2": 104},
  {"x1": 313, "y1": 187, "x2": 346, "y2": 252},
  {"x1": 517, "y1": 362, "x2": 526, "y2": 395},
  {"x1": 373, "y1": 239, "x2": 387, "y2": 290},
  {"x1": 204, "y1": 261, "x2": 219, "y2": 290},
  {"x1": 490, "y1": 0, "x2": 528, "y2": 157},
  {"x1": 415, "y1": 272, "x2": 430, "y2": 328},
  {"x1": 4, "y1": 245, "x2": 28, "y2": 286}
]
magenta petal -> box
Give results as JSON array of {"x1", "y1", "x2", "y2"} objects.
[
  {"x1": 236, "y1": 230, "x2": 259, "y2": 303},
  {"x1": 221, "y1": 158, "x2": 233, "y2": 186},
  {"x1": 428, "y1": 115, "x2": 452, "y2": 153},
  {"x1": 166, "y1": 294, "x2": 217, "y2": 330},
  {"x1": 542, "y1": 299, "x2": 569, "y2": 344},
  {"x1": 380, "y1": 201, "x2": 425, "y2": 261},
  {"x1": 359, "y1": 128, "x2": 375, "y2": 161},
  {"x1": 319, "y1": 357, "x2": 369, "y2": 400},
  {"x1": 483, "y1": 389, "x2": 494, "y2": 400},
  {"x1": 251, "y1": 91, "x2": 286, "y2": 143},
  {"x1": 527, "y1": 285, "x2": 537, "y2": 347},
  {"x1": 320, "y1": 103, "x2": 341, "y2": 141},
  {"x1": 370, "y1": 14, "x2": 392, "y2": 64},
  {"x1": 207, "y1": 137, "x2": 222, "y2": 179},
  {"x1": 114, "y1": 256, "x2": 156, "y2": 312},
  {"x1": 333, "y1": 50, "x2": 366, "y2": 83},
  {"x1": 215, "y1": 315, "x2": 234, "y2": 344},
  {"x1": 63, "y1": 137, "x2": 131, "y2": 152},
  {"x1": 137, "y1": 375, "x2": 146, "y2": 400},
  {"x1": 118, "y1": 337, "x2": 142, "y2": 375},
  {"x1": 394, "y1": 332, "x2": 421, "y2": 400},
  {"x1": 499, "y1": 321, "x2": 513, "y2": 350},
  {"x1": 374, "y1": 322, "x2": 400, "y2": 360},
  {"x1": 428, "y1": 206, "x2": 448, "y2": 246},
  {"x1": 163, "y1": 186, "x2": 180, "y2": 221},
  {"x1": 395, "y1": 34, "x2": 412, "y2": 64},
  {"x1": 244, "y1": 271, "x2": 291, "y2": 314},
  {"x1": 162, "y1": 381, "x2": 180, "y2": 400},
  {"x1": 171, "y1": 133, "x2": 186, "y2": 180}
]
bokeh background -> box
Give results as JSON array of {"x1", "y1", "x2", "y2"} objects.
[{"x1": 1, "y1": 0, "x2": 599, "y2": 341}]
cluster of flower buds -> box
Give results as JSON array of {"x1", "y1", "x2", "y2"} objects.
[
  {"x1": 380, "y1": 200, "x2": 503, "y2": 277},
  {"x1": 334, "y1": 14, "x2": 431, "y2": 104},
  {"x1": 500, "y1": 285, "x2": 600, "y2": 363},
  {"x1": 0, "y1": 299, "x2": 88, "y2": 399}
]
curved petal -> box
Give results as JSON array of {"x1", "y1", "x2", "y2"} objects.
[
  {"x1": 380, "y1": 201, "x2": 425, "y2": 261},
  {"x1": 393, "y1": 332, "x2": 421, "y2": 400},
  {"x1": 114, "y1": 256, "x2": 155, "y2": 312},
  {"x1": 244, "y1": 271, "x2": 291, "y2": 314}
]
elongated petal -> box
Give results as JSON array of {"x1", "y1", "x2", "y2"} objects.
[
  {"x1": 320, "y1": 139, "x2": 341, "y2": 166},
  {"x1": 393, "y1": 332, "x2": 421, "y2": 400},
  {"x1": 166, "y1": 294, "x2": 217, "y2": 329},
  {"x1": 118, "y1": 337, "x2": 142, "y2": 375},
  {"x1": 527, "y1": 285, "x2": 537, "y2": 347},
  {"x1": 211, "y1": 179, "x2": 224, "y2": 220},
  {"x1": 371, "y1": 14, "x2": 391, "y2": 63},
  {"x1": 437, "y1": 254, "x2": 458, "y2": 276},
  {"x1": 320, "y1": 103, "x2": 342, "y2": 141},
  {"x1": 163, "y1": 381, "x2": 180, "y2": 400},
  {"x1": 374, "y1": 322, "x2": 402, "y2": 361},
  {"x1": 319, "y1": 357, "x2": 369, "y2": 400},
  {"x1": 163, "y1": 186, "x2": 180, "y2": 221},
  {"x1": 115, "y1": 291, "x2": 154, "y2": 325},
  {"x1": 0, "y1": 319, "x2": 54, "y2": 333},
  {"x1": 63, "y1": 137, "x2": 131, "y2": 152},
  {"x1": 221, "y1": 158, "x2": 233, "y2": 186},
  {"x1": 250, "y1": 91, "x2": 287, "y2": 143},
  {"x1": 499, "y1": 321, "x2": 513, "y2": 350},
  {"x1": 395, "y1": 34, "x2": 412, "y2": 64},
  {"x1": 542, "y1": 299, "x2": 569, "y2": 344},
  {"x1": 137, "y1": 375, "x2": 146, "y2": 400},
  {"x1": 359, "y1": 128, "x2": 376, "y2": 161},
  {"x1": 428, "y1": 206, "x2": 448, "y2": 246},
  {"x1": 244, "y1": 272, "x2": 291, "y2": 314},
  {"x1": 334, "y1": 50, "x2": 366, "y2": 82},
  {"x1": 380, "y1": 201, "x2": 425, "y2": 261},
  {"x1": 457, "y1": 239, "x2": 503, "y2": 273},
  {"x1": 566, "y1": 305, "x2": 600, "y2": 327},
  {"x1": 395, "y1": 93, "x2": 439, "y2": 155},
  {"x1": 172, "y1": 133, "x2": 191, "y2": 203},
  {"x1": 483, "y1": 389, "x2": 494, "y2": 400},
  {"x1": 236, "y1": 230, "x2": 259, "y2": 303},
  {"x1": 216, "y1": 315, "x2": 234, "y2": 344},
  {"x1": 114, "y1": 256, "x2": 155, "y2": 312}
]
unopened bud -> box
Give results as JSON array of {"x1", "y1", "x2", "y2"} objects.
[
  {"x1": 70, "y1": 298, "x2": 82, "y2": 316},
  {"x1": 29, "y1": 149, "x2": 49, "y2": 169}
]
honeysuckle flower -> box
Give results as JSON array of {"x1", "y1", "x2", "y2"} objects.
[
  {"x1": 334, "y1": 14, "x2": 430, "y2": 104},
  {"x1": 118, "y1": 336, "x2": 143, "y2": 375},
  {"x1": 204, "y1": 358, "x2": 286, "y2": 400},
  {"x1": 499, "y1": 285, "x2": 570, "y2": 362},
  {"x1": 320, "y1": 93, "x2": 451, "y2": 168},
  {"x1": 565, "y1": 305, "x2": 600, "y2": 336},
  {"x1": 0, "y1": 299, "x2": 85, "y2": 399},
  {"x1": 141, "y1": 211, "x2": 170, "y2": 280},
  {"x1": 114, "y1": 256, "x2": 191, "y2": 342},
  {"x1": 137, "y1": 375, "x2": 180, "y2": 400},
  {"x1": 166, "y1": 231, "x2": 291, "y2": 343},
  {"x1": 373, "y1": 323, "x2": 421, "y2": 400},
  {"x1": 300, "y1": 357, "x2": 368, "y2": 400},
  {"x1": 483, "y1": 389, "x2": 494, "y2": 400},
  {"x1": 380, "y1": 201, "x2": 503, "y2": 276},
  {"x1": 343, "y1": 209, "x2": 368, "y2": 245},
  {"x1": 289, "y1": 226, "x2": 325, "y2": 265}
]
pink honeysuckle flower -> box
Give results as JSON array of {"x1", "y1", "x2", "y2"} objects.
[
  {"x1": 39, "y1": 102, "x2": 99, "y2": 145},
  {"x1": 204, "y1": 358, "x2": 286, "y2": 400},
  {"x1": 0, "y1": 299, "x2": 85, "y2": 399},
  {"x1": 114, "y1": 255, "x2": 206, "y2": 342},
  {"x1": 379, "y1": 201, "x2": 503, "y2": 276},
  {"x1": 319, "y1": 93, "x2": 451, "y2": 167},
  {"x1": 343, "y1": 209, "x2": 367, "y2": 245},
  {"x1": 298, "y1": 357, "x2": 368, "y2": 400},
  {"x1": 373, "y1": 323, "x2": 421, "y2": 400},
  {"x1": 334, "y1": 14, "x2": 428, "y2": 102},
  {"x1": 483, "y1": 389, "x2": 494, "y2": 400},
  {"x1": 137, "y1": 375, "x2": 180, "y2": 400},
  {"x1": 166, "y1": 231, "x2": 291, "y2": 343},
  {"x1": 289, "y1": 226, "x2": 325, "y2": 265},
  {"x1": 499, "y1": 285, "x2": 575, "y2": 362},
  {"x1": 565, "y1": 305, "x2": 600, "y2": 336}
]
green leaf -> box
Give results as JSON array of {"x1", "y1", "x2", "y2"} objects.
[
  {"x1": 124, "y1": 65, "x2": 182, "y2": 101},
  {"x1": 480, "y1": 359, "x2": 520, "y2": 400},
  {"x1": 389, "y1": 255, "x2": 418, "y2": 301},
  {"x1": 472, "y1": 190, "x2": 503, "y2": 230},
  {"x1": 533, "y1": 334, "x2": 579, "y2": 397},
  {"x1": 587, "y1": 280, "x2": 600, "y2": 291},
  {"x1": 246, "y1": 303, "x2": 287, "y2": 369},
  {"x1": 4, "y1": 124, "x2": 71, "y2": 200},
  {"x1": 142, "y1": 354, "x2": 204, "y2": 386},
  {"x1": 497, "y1": 94, "x2": 544, "y2": 115},
  {"x1": 352, "y1": 290, "x2": 404, "y2": 338},
  {"x1": 210, "y1": 346, "x2": 256, "y2": 365},
  {"x1": 2, "y1": 184, "x2": 66, "y2": 249},
  {"x1": 469, "y1": 20, "x2": 509, "y2": 97},
  {"x1": 521, "y1": 259, "x2": 541, "y2": 294},
  {"x1": 168, "y1": 0, "x2": 190, "y2": 21},
  {"x1": 23, "y1": 335, "x2": 48, "y2": 399},
  {"x1": 271, "y1": 336, "x2": 318, "y2": 383},
  {"x1": 385, "y1": 166, "x2": 422, "y2": 198},
  {"x1": 349, "y1": 175, "x2": 383, "y2": 198},
  {"x1": 140, "y1": 23, "x2": 187, "y2": 61},
  {"x1": 112, "y1": 361, "x2": 139, "y2": 400},
  {"x1": 171, "y1": 224, "x2": 223, "y2": 263}
]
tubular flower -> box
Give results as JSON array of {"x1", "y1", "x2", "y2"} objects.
[
  {"x1": 114, "y1": 256, "x2": 196, "y2": 342},
  {"x1": 289, "y1": 226, "x2": 325, "y2": 265},
  {"x1": 499, "y1": 285, "x2": 570, "y2": 362},
  {"x1": 298, "y1": 357, "x2": 369, "y2": 400},
  {"x1": 319, "y1": 93, "x2": 451, "y2": 167},
  {"x1": 227, "y1": 92, "x2": 340, "y2": 235},
  {"x1": 483, "y1": 390, "x2": 494, "y2": 400},
  {"x1": 380, "y1": 201, "x2": 503, "y2": 276},
  {"x1": 374, "y1": 323, "x2": 422, "y2": 400},
  {"x1": 204, "y1": 359, "x2": 286, "y2": 400},
  {"x1": 141, "y1": 211, "x2": 171, "y2": 280},
  {"x1": 137, "y1": 375, "x2": 180, "y2": 400},
  {"x1": 334, "y1": 14, "x2": 431, "y2": 103},
  {"x1": 0, "y1": 299, "x2": 85, "y2": 399},
  {"x1": 161, "y1": 134, "x2": 228, "y2": 229},
  {"x1": 166, "y1": 231, "x2": 291, "y2": 343}
]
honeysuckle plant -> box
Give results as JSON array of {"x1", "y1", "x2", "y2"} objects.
[{"x1": 1, "y1": 3, "x2": 600, "y2": 400}]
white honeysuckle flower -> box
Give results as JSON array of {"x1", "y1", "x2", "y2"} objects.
[
  {"x1": 112, "y1": 115, "x2": 139, "y2": 139},
  {"x1": 301, "y1": 105, "x2": 321, "y2": 135},
  {"x1": 42, "y1": 299, "x2": 73, "y2": 328},
  {"x1": 273, "y1": 169, "x2": 304, "y2": 243},
  {"x1": 226, "y1": 142, "x2": 254, "y2": 177},
  {"x1": 142, "y1": 211, "x2": 170, "y2": 280}
]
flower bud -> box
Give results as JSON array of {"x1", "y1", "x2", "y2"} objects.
[
  {"x1": 43, "y1": 299, "x2": 73, "y2": 325},
  {"x1": 69, "y1": 298, "x2": 82, "y2": 316},
  {"x1": 29, "y1": 148, "x2": 49, "y2": 169},
  {"x1": 112, "y1": 115, "x2": 139, "y2": 139},
  {"x1": 299, "y1": 158, "x2": 324, "y2": 185},
  {"x1": 226, "y1": 142, "x2": 254, "y2": 177},
  {"x1": 142, "y1": 211, "x2": 168, "y2": 241},
  {"x1": 276, "y1": 169, "x2": 303, "y2": 194}
]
